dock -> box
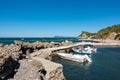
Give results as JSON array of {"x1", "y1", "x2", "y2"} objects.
[
  {"x1": 49, "y1": 41, "x2": 120, "y2": 51},
  {"x1": 30, "y1": 41, "x2": 120, "y2": 58}
]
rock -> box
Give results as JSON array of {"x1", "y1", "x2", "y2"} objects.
[
  {"x1": 106, "y1": 32, "x2": 120, "y2": 40},
  {"x1": 53, "y1": 42, "x2": 61, "y2": 47},
  {"x1": 0, "y1": 52, "x2": 9, "y2": 71},
  {"x1": 115, "y1": 34, "x2": 120, "y2": 40},
  {"x1": 106, "y1": 32, "x2": 117, "y2": 40},
  {"x1": 78, "y1": 31, "x2": 90, "y2": 39},
  {"x1": 43, "y1": 42, "x2": 49, "y2": 48},
  {"x1": 0, "y1": 44, "x2": 23, "y2": 79},
  {"x1": 30, "y1": 49, "x2": 52, "y2": 60},
  {"x1": 0, "y1": 52, "x2": 19, "y2": 80},
  {"x1": 33, "y1": 57, "x2": 65, "y2": 80},
  {"x1": 22, "y1": 42, "x2": 32, "y2": 48},
  {"x1": 14, "y1": 40, "x2": 23, "y2": 46},
  {"x1": 2, "y1": 44, "x2": 22, "y2": 60},
  {"x1": 0, "y1": 41, "x2": 71, "y2": 80},
  {"x1": 78, "y1": 24, "x2": 120, "y2": 40},
  {"x1": 0, "y1": 44, "x2": 4, "y2": 47},
  {"x1": 32, "y1": 41, "x2": 43, "y2": 49},
  {"x1": 11, "y1": 59, "x2": 46, "y2": 80}
]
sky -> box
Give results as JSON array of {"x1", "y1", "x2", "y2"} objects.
[{"x1": 0, "y1": 0, "x2": 120, "y2": 37}]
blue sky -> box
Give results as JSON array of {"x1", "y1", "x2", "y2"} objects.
[{"x1": 0, "y1": 0, "x2": 120, "y2": 37}]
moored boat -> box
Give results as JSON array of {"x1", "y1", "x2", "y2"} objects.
[
  {"x1": 57, "y1": 53, "x2": 92, "y2": 63},
  {"x1": 72, "y1": 45, "x2": 97, "y2": 55}
]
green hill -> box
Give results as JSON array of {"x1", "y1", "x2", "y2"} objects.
[{"x1": 78, "y1": 24, "x2": 120, "y2": 40}]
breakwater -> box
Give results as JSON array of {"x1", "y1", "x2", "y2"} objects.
[{"x1": 0, "y1": 39, "x2": 120, "y2": 80}]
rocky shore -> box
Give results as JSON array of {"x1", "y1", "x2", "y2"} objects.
[
  {"x1": 0, "y1": 40, "x2": 120, "y2": 80},
  {"x1": 89, "y1": 39, "x2": 120, "y2": 46},
  {"x1": 0, "y1": 40, "x2": 73, "y2": 80}
]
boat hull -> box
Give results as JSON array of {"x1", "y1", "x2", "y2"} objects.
[{"x1": 57, "y1": 53, "x2": 92, "y2": 63}]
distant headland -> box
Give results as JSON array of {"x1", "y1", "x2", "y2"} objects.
[{"x1": 78, "y1": 24, "x2": 120, "y2": 40}]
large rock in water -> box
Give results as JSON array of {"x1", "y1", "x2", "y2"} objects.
[
  {"x1": 32, "y1": 57, "x2": 65, "y2": 80},
  {"x1": 11, "y1": 59, "x2": 46, "y2": 80}
]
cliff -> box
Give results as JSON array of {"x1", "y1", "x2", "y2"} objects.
[{"x1": 78, "y1": 24, "x2": 120, "y2": 40}]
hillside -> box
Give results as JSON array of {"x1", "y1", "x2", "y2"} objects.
[{"x1": 78, "y1": 24, "x2": 120, "y2": 40}]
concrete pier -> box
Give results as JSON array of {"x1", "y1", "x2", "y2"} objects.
[
  {"x1": 49, "y1": 41, "x2": 120, "y2": 51},
  {"x1": 30, "y1": 41, "x2": 120, "y2": 57}
]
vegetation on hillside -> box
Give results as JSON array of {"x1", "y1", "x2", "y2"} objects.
[
  {"x1": 78, "y1": 24, "x2": 120, "y2": 39},
  {"x1": 79, "y1": 31, "x2": 96, "y2": 38}
]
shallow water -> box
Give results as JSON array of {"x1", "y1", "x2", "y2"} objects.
[{"x1": 53, "y1": 47, "x2": 120, "y2": 80}]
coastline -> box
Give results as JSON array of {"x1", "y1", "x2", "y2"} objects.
[
  {"x1": 92, "y1": 39, "x2": 120, "y2": 46},
  {"x1": 0, "y1": 39, "x2": 120, "y2": 80},
  {"x1": 0, "y1": 40, "x2": 73, "y2": 80},
  {"x1": 79, "y1": 39, "x2": 120, "y2": 46}
]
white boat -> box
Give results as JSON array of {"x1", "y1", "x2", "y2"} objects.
[
  {"x1": 72, "y1": 45, "x2": 97, "y2": 55},
  {"x1": 57, "y1": 53, "x2": 92, "y2": 63}
]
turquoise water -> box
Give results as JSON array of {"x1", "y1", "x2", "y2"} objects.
[{"x1": 53, "y1": 47, "x2": 120, "y2": 80}]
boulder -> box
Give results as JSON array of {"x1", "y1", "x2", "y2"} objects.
[
  {"x1": 0, "y1": 44, "x2": 22, "y2": 79},
  {"x1": 32, "y1": 57, "x2": 65, "y2": 80},
  {"x1": 30, "y1": 49, "x2": 52, "y2": 60},
  {"x1": 43, "y1": 42, "x2": 49, "y2": 48},
  {"x1": 32, "y1": 41, "x2": 43, "y2": 49},
  {"x1": 0, "y1": 52, "x2": 19, "y2": 80},
  {"x1": 11, "y1": 59, "x2": 46, "y2": 80},
  {"x1": 1, "y1": 44, "x2": 22, "y2": 60},
  {"x1": 0, "y1": 41, "x2": 69, "y2": 80}
]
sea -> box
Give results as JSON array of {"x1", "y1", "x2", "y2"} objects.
[
  {"x1": 0, "y1": 37, "x2": 96, "y2": 45},
  {"x1": 0, "y1": 38, "x2": 120, "y2": 80}
]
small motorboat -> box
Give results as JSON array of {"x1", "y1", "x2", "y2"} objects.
[
  {"x1": 57, "y1": 53, "x2": 92, "y2": 63},
  {"x1": 72, "y1": 45, "x2": 97, "y2": 55}
]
